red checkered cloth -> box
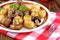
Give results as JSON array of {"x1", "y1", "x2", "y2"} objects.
[{"x1": 0, "y1": 12, "x2": 60, "y2": 40}]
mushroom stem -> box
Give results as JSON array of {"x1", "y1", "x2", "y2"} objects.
[{"x1": 35, "y1": 19, "x2": 40, "y2": 26}]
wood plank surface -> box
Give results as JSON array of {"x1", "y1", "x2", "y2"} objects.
[
  {"x1": 0, "y1": 33, "x2": 14, "y2": 40},
  {"x1": 0, "y1": 0, "x2": 60, "y2": 40}
]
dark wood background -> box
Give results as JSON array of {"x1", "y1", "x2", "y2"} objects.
[{"x1": 0, "y1": 0, "x2": 60, "y2": 40}]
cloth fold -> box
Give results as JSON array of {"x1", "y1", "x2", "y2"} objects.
[{"x1": 0, "y1": 12, "x2": 60, "y2": 40}]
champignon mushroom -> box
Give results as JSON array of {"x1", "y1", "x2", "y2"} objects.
[
  {"x1": 32, "y1": 16, "x2": 41, "y2": 26},
  {"x1": 24, "y1": 11, "x2": 31, "y2": 15},
  {"x1": 7, "y1": 9, "x2": 14, "y2": 18},
  {"x1": 14, "y1": 10, "x2": 23, "y2": 17},
  {"x1": 10, "y1": 24, "x2": 23, "y2": 30},
  {"x1": 10, "y1": 16, "x2": 23, "y2": 30},
  {"x1": 1, "y1": 17, "x2": 11, "y2": 27},
  {"x1": 24, "y1": 11, "x2": 29, "y2": 15}
]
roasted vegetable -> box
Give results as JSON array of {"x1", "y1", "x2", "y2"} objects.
[
  {"x1": 0, "y1": 8, "x2": 3, "y2": 11},
  {"x1": 24, "y1": 15, "x2": 32, "y2": 21},
  {"x1": 13, "y1": 16, "x2": 23, "y2": 25},
  {"x1": 39, "y1": 10, "x2": 46, "y2": 18},
  {"x1": 7, "y1": 9, "x2": 14, "y2": 18},
  {"x1": 15, "y1": 10, "x2": 23, "y2": 17},
  {"x1": 0, "y1": 15, "x2": 5, "y2": 23},
  {"x1": 17, "y1": 0, "x2": 23, "y2": 5},
  {"x1": 3, "y1": 4, "x2": 12, "y2": 10},
  {"x1": 24, "y1": 21, "x2": 34, "y2": 29},
  {"x1": 33, "y1": 4, "x2": 40, "y2": 9},
  {"x1": 31, "y1": 12, "x2": 39, "y2": 16},
  {"x1": 10, "y1": 24, "x2": 22, "y2": 30},
  {"x1": 19, "y1": 5, "x2": 27, "y2": 12},
  {"x1": 32, "y1": 16, "x2": 41, "y2": 23},
  {"x1": 11, "y1": 4, "x2": 18, "y2": 10},
  {"x1": 32, "y1": 16, "x2": 41, "y2": 26},
  {"x1": 35, "y1": 19, "x2": 40, "y2": 26},
  {"x1": 0, "y1": 9, "x2": 7, "y2": 15},
  {"x1": 1, "y1": 17, "x2": 11, "y2": 27}
]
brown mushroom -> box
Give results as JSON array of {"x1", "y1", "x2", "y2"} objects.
[
  {"x1": 7, "y1": 9, "x2": 14, "y2": 18},
  {"x1": 32, "y1": 16, "x2": 41, "y2": 26},
  {"x1": 10, "y1": 24, "x2": 22, "y2": 30},
  {"x1": 14, "y1": 10, "x2": 23, "y2": 17},
  {"x1": 1, "y1": 17, "x2": 11, "y2": 27}
]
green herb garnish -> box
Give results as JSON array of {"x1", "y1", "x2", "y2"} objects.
[
  {"x1": 11, "y1": 4, "x2": 18, "y2": 10},
  {"x1": 19, "y1": 5, "x2": 27, "y2": 12},
  {"x1": 0, "y1": 8, "x2": 3, "y2": 11}
]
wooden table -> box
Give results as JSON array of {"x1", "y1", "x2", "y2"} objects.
[{"x1": 0, "y1": 0, "x2": 60, "y2": 40}]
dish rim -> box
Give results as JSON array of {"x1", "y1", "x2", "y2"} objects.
[{"x1": 0, "y1": 1, "x2": 51, "y2": 33}]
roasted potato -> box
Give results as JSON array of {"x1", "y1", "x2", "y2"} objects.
[
  {"x1": 39, "y1": 10, "x2": 46, "y2": 18},
  {"x1": 26, "y1": 6, "x2": 32, "y2": 10},
  {"x1": 24, "y1": 21, "x2": 34, "y2": 29},
  {"x1": 0, "y1": 9, "x2": 7, "y2": 15},
  {"x1": 0, "y1": 15, "x2": 5, "y2": 23},
  {"x1": 31, "y1": 12, "x2": 39, "y2": 16},
  {"x1": 13, "y1": 16, "x2": 23, "y2": 25},
  {"x1": 33, "y1": 4, "x2": 40, "y2": 9},
  {"x1": 24, "y1": 15, "x2": 32, "y2": 21},
  {"x1": 3, "y1": 4, "x2": 12, "y2": 10}
]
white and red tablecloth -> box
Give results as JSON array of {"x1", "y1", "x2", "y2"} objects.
[{"x1": 0, "y1": 12, "x2": 60, "y2": 40}]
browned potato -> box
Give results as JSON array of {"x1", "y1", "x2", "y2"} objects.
[
  {"x1": 32, "y1": 4, "x2": 40, "y2": 9},
  {"x1": 24, "y1": 15, "x2": 32, "y2": 21},
  {"x1": 13, "y1": 16, "x2": 23, "y2": 25},
  {"x1": 3, "y1": 4, "x2": 12, "y2": 10},
  {"x1": 0, "y1": 9, "x2": 7, "y2": 15},
  {"x1": 10, "y1": 24, "x2": 22, "y2": 30},
  {"x1": 24, "y1": 21, "x2": 34, "y2": 29},
  {"x1": 39, "y1": 10, "x2": 46, "y2": 18},
  {"x1": 1, "y1": 17, "x2": 11, "y2": 27},
  {"x1": 0, "y1": 15, "x2": 5, "y2": 23},
  {"x1": 26, "y1": 6, "x2": 32, "y2": 10},
  {"x1": 31, "y1": 12, "x2": 39, "y2": 16}
]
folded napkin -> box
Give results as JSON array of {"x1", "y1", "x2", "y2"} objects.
[{"x1": 0, "y1": 12, "x2": 60, "y2": 40}]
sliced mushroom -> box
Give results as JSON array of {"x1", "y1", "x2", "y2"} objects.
[
  {"x1": 14, "y1": 10, "x2": 23, "y2": 17},
  {"x1": 24, "y1": 11, "x2": 29, "y2": 15},
  {"x1": 10, "y1": 16, "x2": 23, "y2": 30},
  {"x1": 35, "y1": 19, "x2": 40, "y2": 26},
  {"x1": 10, "y1": 24, "x2": 22, "y2": 30},
  {"x1": 7, "y1": 9, "x2": 14, "y2": 18},
  {"x1": 24, "y1": 11, "x2": 31, "y2": 15},
  {"x1": 1, "y1": 17, "x2": 11, "y2": 27},
  {"x1": 32, "y1": 16, "x2": 41, "y2": 26}
]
